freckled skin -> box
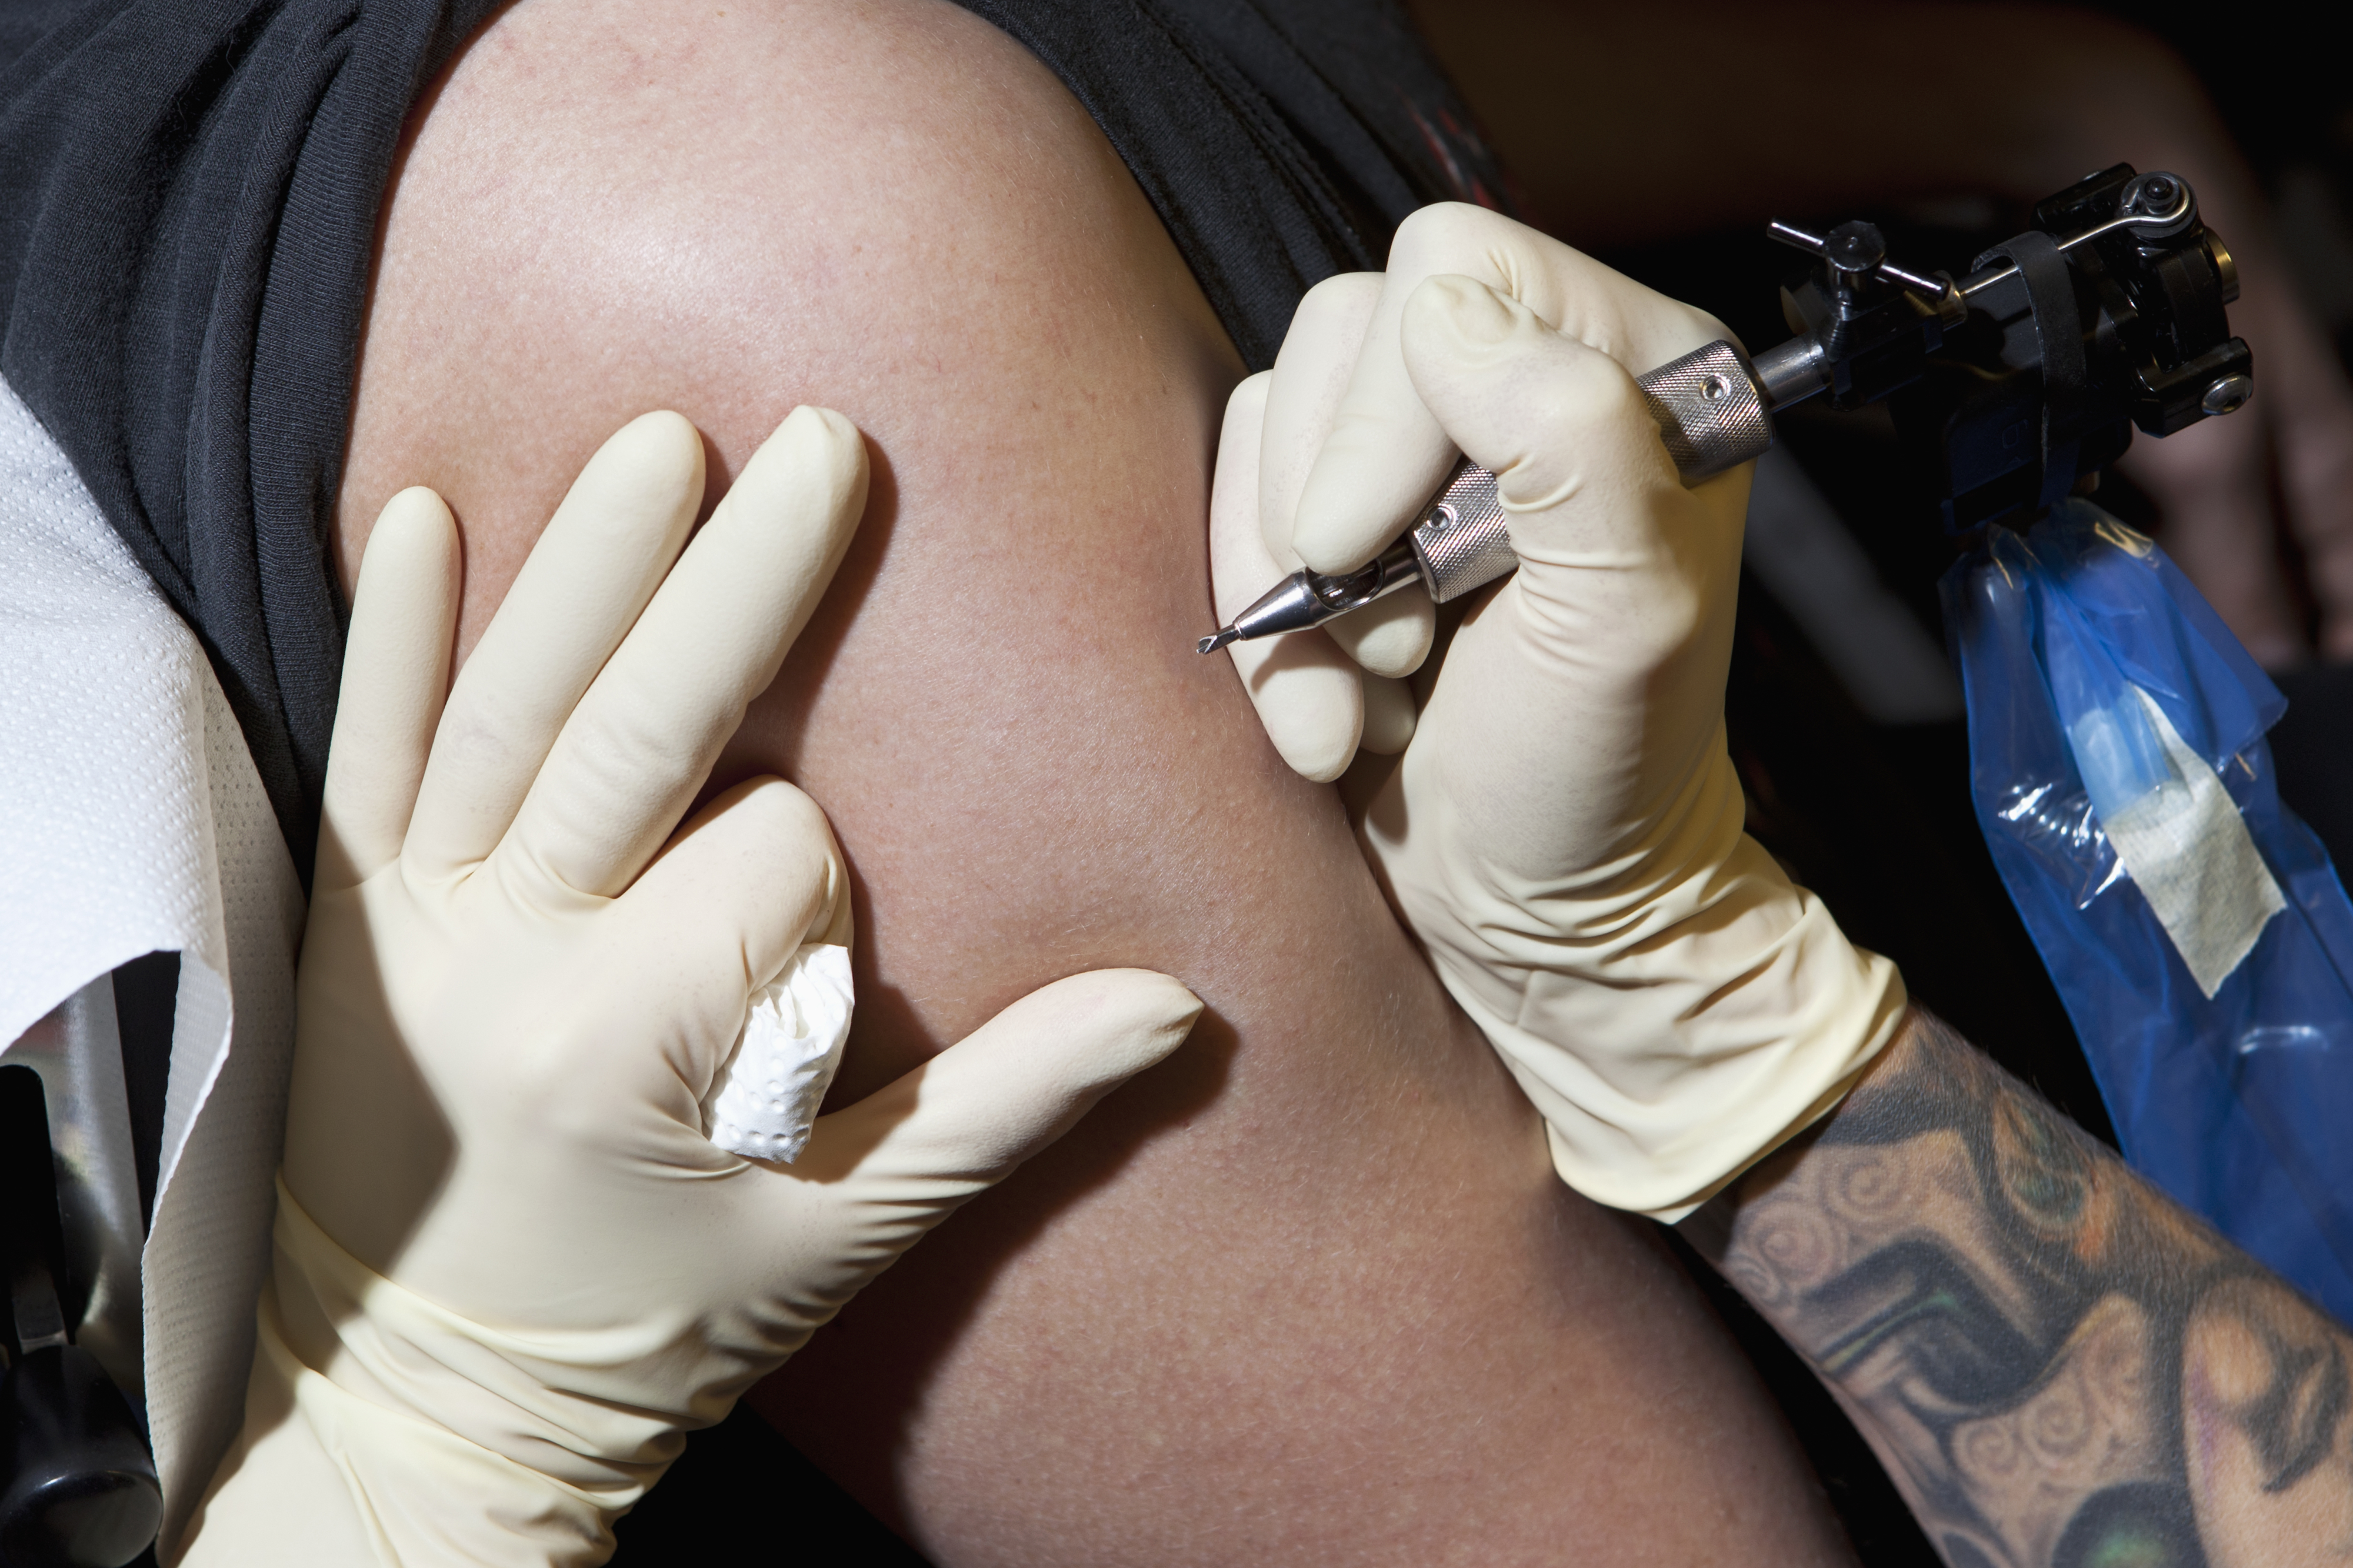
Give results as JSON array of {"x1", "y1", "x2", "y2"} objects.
[{"x1": 334, "y1": 2, "x2": 1852, "y2": 1562}]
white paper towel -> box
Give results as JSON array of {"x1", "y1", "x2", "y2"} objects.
[
  {"x1": 701, "y1": 942, "x2": 854, "y2": 1163},
  {"x1": 0, "y1": 375, "x2": 305, "y2": 1557}
]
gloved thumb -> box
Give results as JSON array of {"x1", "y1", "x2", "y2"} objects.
[
  {"x1": 797, "y1": 970, "x2": 1202, "y2": 1207},
  {"x1": 1399, "y1": 274, "x2": 1682, "y2": 561}
]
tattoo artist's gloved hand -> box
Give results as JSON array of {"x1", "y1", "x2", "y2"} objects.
[
  {"x1": 1209, "y1": 270, "x2": 1428, "y2": 780},
  {"x1": 1213, "y1": 204, "x2": 1905, "y2": 1218},
  {"x1": 184, "y1": 410, "x2": 1201, "y2": 1567},
  {"x1": 1213, "y1": 204, "x2": 1787, "y2": 781}
]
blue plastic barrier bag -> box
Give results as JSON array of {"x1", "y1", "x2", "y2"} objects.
[{"x1": 1942, "y1": 501, "x2": 2353, "y2": 1323}]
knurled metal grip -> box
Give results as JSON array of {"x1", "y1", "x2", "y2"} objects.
[
  {"x1": 1405, "y1": 339, "x2": 1771, "y2": 605},
  {"x1": 1639, "y1": 339, "x2": 1772, "y2": 479},
  {"x1": 1406, "y1": 463, "x2": 1514, "y2": 604}
]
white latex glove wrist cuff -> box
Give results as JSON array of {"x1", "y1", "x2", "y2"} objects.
[
  {"x1": 1389, "y1": 752, "x2": 1909, "y2": 1222},
  {"x1": 256, "y1": 1176, "x2": 676, "y2": 1567}
]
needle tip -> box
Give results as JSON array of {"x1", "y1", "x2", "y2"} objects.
[{"x1": 1198, "y1": 628, "x2": 1239, "y2": 655}]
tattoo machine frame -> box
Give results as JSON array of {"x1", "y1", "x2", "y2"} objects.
[{"x1": 1199, "y1": 162, "x2": 2248, "y2": 650}]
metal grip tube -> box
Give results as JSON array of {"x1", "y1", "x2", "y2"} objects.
[
  {"x1": 1642, "y1": 339, "x2": 1773, "y2": 479},
  {"x1": 1405, "y1": 338, "x2": 1771, "y2": 605},
  {"x1": 1405, "y1": 465, "x2": 1513, "y2": 604}
]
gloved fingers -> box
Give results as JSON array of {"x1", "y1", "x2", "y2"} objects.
[
  {"x1": 1290, "y1": 202, "x2": 1725, "y2": 576},
  {"x1": 1260, "y1": 272, "x2": 1384, "y2": 563},
  {"x1": 620, "y1": 773, "x2": 844, "y2": 1000},
  {"x1": 579, "y1": 777, "x2": 845, "y2": 1122},
  {"x1": 784, "y1": 969, "x2": 1201, "y2": 1229},
  {"x1": 317, "y1": 488, "x2": 460, "y2": 892},
  {"x1": 1212, "y1": 373, "x2": 1365, "y2": 781},
  {"x1": 405, "y1": 412, "x2": 705, "y2": 879},
  {"x1": 1258, "y1": 272, "x2": 1435, "y2": 680},
  {"x1": 502, "y1": 407, "x2": 868, "y2": 902},
  {"x1": 1401, "y1": 275, "x2": 1681, "y2": 530},
  {"x1": 1228, "y1": 636, "x2": 1367, "y2": 782},
  {"x1": 1399, "y1": 273, "x2": 1745, "y2": 760},
  {"x1": 1407, "y1": 273, "x2": 1751, "y2": 561},
  {"x1": 1359, "y1": 671, "x2": 1417, "y2": 755},
  {"x1": 1322, "y1": 588, "x2": 1434, "y2": 679}
]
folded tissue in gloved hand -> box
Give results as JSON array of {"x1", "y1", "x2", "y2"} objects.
[
  {"x1": 1945, "y1": 501, "x2": 2353, "y2": 1325},
  {"x1": 700, "y1": 942, "x2": 853, "y2": 1162}
]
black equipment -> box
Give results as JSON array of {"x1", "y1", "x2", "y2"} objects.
[
  {"x1": 1771, "y1": 162, "x2": 2249, "y2": 530},
  {"x1": 1, "y1": 1066, "x2": 159, "y2": 1568}
]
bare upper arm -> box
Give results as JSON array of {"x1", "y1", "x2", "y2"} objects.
[
  {"x1": 340, "y1": 0, "x2": 1237, "y2": 676},
  {"x1": 336, "y1": 4, "x2": 1857, "y2": 1562},
  {"x1": 339, "y1": 0, "x2": 1275, "y2": 1077}
]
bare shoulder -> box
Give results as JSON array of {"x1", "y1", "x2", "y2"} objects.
[{"x1": 337, "y1": 0, "x2": 1240, "y2": 650}]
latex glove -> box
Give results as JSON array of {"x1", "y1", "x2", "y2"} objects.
[
  {"x1": 1218, "y1": 204, "x2": 1905, "y2": 1217},
  {"x1": 183, "y1": 409, "x2": 1201, "y2": 1567},
  {"x1": 1209, "y1": 272, "x2": 1428, "y2": 780},
  {"x1": 1217, "y1": 204, "x2": 1783, "y2": 780}
]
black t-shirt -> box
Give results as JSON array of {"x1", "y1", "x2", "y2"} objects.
[
  {"x1": 958, "y1": 0, "x2": 1509, "y2": 368},
  {"x1": 0, "y1": 0, "x2": 1508, "y2": 882}
]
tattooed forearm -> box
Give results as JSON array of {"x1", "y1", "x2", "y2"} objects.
[{"x1": 1682, "y1": 1007, "x2": 2353, "y2": 1568}]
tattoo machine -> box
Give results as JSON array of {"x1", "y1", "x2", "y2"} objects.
[{"x1": 1198, "y1": 164, "x2": 2247, "y2": 653}]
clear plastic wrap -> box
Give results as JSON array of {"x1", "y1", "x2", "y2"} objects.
[{"x1": 1943, "y1": 501, "x2": 2353, "y2": 1323}]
